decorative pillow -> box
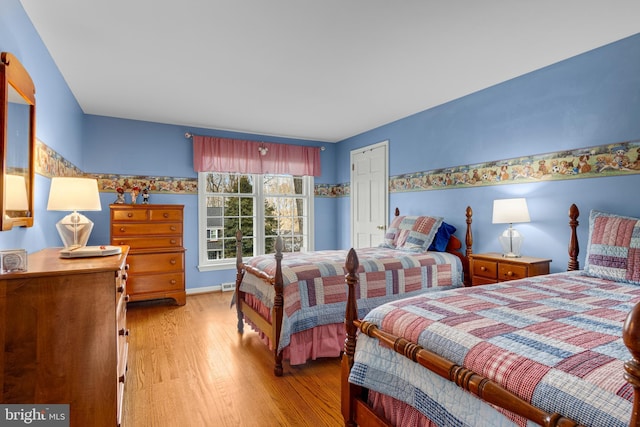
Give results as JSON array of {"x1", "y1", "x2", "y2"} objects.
[
  {"x1": 394, "y1": 215, "x2": 444, "y2": 252},
  {"x1": 584, "y1": 210, "x2": 640, "y2": 285},
  {"x1": 428, "y1": 222, "x2": 457, "y2": 252},
  {"x1": 380, "y1": 215, "x2": 405, "y2": 248}
]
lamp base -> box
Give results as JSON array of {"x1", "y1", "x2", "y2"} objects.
[
  {"x1": 498, "y1": 226, "x2": 524, "y2": 258},
  {"x1": 55, "y1": 212, "x2": 94, "y2": 249}
]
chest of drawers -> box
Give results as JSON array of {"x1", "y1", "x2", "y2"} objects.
[
  {"x1": 469, "y1": 252, "x2": 552, "y2": 286},
  {"x1": 0, "y1": 247, "x2": 129, "y2": 427},
  {"x1": 110, "y1": 204, "x2": 186, "y2": 305}
]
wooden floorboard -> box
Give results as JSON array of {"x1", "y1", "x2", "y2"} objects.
[{"x1": 123, "y1": 292, "x2": 343, "y2": 427}]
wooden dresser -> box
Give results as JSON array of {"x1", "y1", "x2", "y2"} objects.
[
  {"x1": 469, "y1": 252, "x2": 552, "y2": 286},
  {"x1": 110, "y1": 204, "x2": 186, "y2": 305},
  {"x1": 0, "y1": 246, "x2": 129, "y2": 427}
]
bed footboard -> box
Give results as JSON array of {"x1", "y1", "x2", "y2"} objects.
[{"x1": 235, "y1": 230, "x2": 285, "y2": 376}]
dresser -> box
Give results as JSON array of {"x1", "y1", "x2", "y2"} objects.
[
  {"x1": 469, "y1": 252, "x2": 552, "y2": 286},
  {"x1": 0, "y1": 247, "x2": 129, "y2": 427},
  {"x1": 110, "y1": 204, "x2": 186, "y2": 305}
]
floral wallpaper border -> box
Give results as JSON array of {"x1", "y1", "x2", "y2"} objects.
[{"x1": 35, "y1": 138, "x2": 639, "y2": 198}]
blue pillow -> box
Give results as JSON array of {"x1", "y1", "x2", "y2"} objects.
[{"x1": 428, "y1": 222, "x2": 456, "y2": 252}]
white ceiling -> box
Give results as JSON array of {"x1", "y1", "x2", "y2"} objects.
[{"x1": 19, "y1": 1, "x2": 640, "y2": 143}]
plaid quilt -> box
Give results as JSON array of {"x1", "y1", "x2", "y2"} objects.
[
  {"x1": 239, "y1": 247, "x2": 463, "y2": 352},
  {"x1": 349, "y1": 271, "x2": 640, "y2": 427}
]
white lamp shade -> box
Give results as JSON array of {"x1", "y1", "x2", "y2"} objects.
[
  {"x1": 5, "y1": 174, "x2": 29, "y2": 210},
  {"x1": 47, "y1": 177, "x2": 101, "y2": 212},
  {"x1": 492, "y1": 198, "x2": 530, "y2": 224}
]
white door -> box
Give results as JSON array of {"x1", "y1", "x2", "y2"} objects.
[{"x1": 350, "y1": 141, "x2": 389, "y2": 248}]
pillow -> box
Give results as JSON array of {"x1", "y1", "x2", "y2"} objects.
[
  {"x1": 584, "y1": 210, "x2": 640, "y2": 285},
  {"x1": 428, "y1": 222, "x2": 457, "y2": 252},
  {"x1": 381, "y1": 215, "x2": 405, "y2": 248},
  {"x1": 394, "y1": 215, "x2": 443, "y2": 252}
]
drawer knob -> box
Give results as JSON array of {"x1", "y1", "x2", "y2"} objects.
[
  {"x1": 170, "y1": 259, "x2": 177, "y2": 265},
  {"x1": 170, "y1": 226, "x2": 176, "y2": 231},
  {"x1": 170, "y1": 279, "x2": 176, "y2": 285},
  {"x1": 119, "y1": 241, "x2": 125, "y2": 245},
  {"x1": 480, "y1": 266, "x2": 487, "y2": 272},
  {"x1": 127, "y1": 213, "x2": 133, "y2": 218},
  {"x1": 163, "y1": 213, "x2": 169, "y2": 218},
  {"x1": 170, "y1": 239, "x2": 177, "y2": 245},
  {"x1": 506, "y1": 271, "x2": 514, "y2": 277},
  {"x1": 119, "y1": 227, "x2": 126, "y2": 232}
]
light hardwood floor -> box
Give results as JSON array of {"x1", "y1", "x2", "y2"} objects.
[{"x1": 123, "y1": 292, "x2": 343, "y2": 427}]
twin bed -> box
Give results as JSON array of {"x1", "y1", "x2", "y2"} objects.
[
  {"x1": 234, "y1": 207, "x2": 474, "y2": 376},
  {"x1": 342, "y1": 205, "x2": 640, "y2": 426}
]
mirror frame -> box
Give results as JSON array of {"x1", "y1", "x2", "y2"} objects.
[{"x1": 1, "y1": 52, "x2": 36, "y2": 230}]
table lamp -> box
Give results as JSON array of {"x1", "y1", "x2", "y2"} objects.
[
  {"x1": 47, "y1": 177, "x2": 102, "y2": 249},
  {"x1": 492, "y1": 198, "x2": 530, "y2": 258}
]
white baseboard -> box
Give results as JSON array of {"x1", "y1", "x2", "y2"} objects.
[{"x1": 185, "y1": 282, "x2": 236, "y2": 295}]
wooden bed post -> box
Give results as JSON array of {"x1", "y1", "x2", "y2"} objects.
[
  {"x1": 235, "y1": 229, "x2": 245, "y2": 333},
  {"x1": 623, "y1": 303, "x2": 640, "y2": 427},
  {"x1": 463, "y1": 206, "x2": 473, "y2": 287},
  {"x1": 342, "y1": 248, "x2": 360, "y2": 427},
  {"x1": 567, "y1": 204, "x2": 580, "y2": 271},
  {"x1": 273, "y1": 236, "x2": 285, "y2": 377}
]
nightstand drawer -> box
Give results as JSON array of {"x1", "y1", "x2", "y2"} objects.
[
  {"x1": 472, "y1": 259, "x2": 498, "y2": 280},
  {"x1": 498, "y1": 263, "x2": 528, "y2": 281}
]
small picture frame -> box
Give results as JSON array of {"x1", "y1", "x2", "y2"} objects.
[{"x1": 0, "y1": 249, "x2": 28, "y2": 273}]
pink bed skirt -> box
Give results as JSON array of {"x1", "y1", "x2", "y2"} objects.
[
  {"x1": 242, "y1": 294, "x2": 345, "y2": 365},
  {"x1": 368, "y1": 391, "x2": 433, "y2": 426}
]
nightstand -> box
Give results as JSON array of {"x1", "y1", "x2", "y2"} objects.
[{"x1": 469, "y1": 252, "x2": 551, "y2": 286}]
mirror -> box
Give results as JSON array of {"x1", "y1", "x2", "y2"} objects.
[{"x1": 1, "y1": 52, "x2": 35, "y2": 230}]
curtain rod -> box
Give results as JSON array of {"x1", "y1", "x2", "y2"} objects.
[{"x1": 185, "y1": 132, "x2": 326, "y2": 151}]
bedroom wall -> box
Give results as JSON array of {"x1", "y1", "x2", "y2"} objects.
[
  {"x1": 0, "y1": 0, "x2": 337, "y2": 292},
  {"x1": 0, "y1": 0, "x2": 86, "y2": 252},
  {"x1": 336, "y1": 33, "x2": 640, "y2": 273},
  {"x1": 2, "y1": 0, "x2": 639, "y2": 284},
  {"x1": 82, "y1": 115, "x2": 336, "y2": 290}
]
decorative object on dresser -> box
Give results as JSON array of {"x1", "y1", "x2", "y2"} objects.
[
  {"x1": 492, "y1": 197, "x2": 531, "y2": 257},
  {"x1": 0, "y1": 246, "x2": 129, "y2": 427},
  {"x1": 110, "y1": 204, "x2": 186, "y2": 305},
  {"x1": 47, "y1": 177, "x2": 102, "y2": 249},
  {"x1": 469, "y1": 252, "x2": 551, "y2": 286}
]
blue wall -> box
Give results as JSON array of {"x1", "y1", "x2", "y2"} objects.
[
  {"x1": 336, "y1": 33, "x2": 640, "y2": 272},
  {"x1": 1, "y1": 0, "x2": 639, "y2": 286},
  {"x1": 82, "y1": 115, "x2": 334, "y2": 289}
]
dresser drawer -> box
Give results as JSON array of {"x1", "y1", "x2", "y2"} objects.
[
  {"x1": 472, "y1": 259, "x2": 498, "y2": 280},
  {"x1": 128, "y1": 272, "x2": 185, "y2": 294},
  {"x1": 128, "y1": 252, "x2": 184, "y2": 274},
  {"x1": 112, "y1": 209, "x2": 148, "y2": 222},
  {"x1": 112, "y1": 222, "x2": 182, "y2": 236},
  {"x1": 498, "y1": 263, "x2": 528, "y2": 281},
  {"x1": 111, "y1": 236, "x2": 183, "y2": 249},
  {"x1": 149, "y1": 208, "x2": 183, "y2": 222}
]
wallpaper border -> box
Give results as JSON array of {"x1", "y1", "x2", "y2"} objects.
[{"x1": 35, "y1": 138, "x2": 640, "y2": 198}]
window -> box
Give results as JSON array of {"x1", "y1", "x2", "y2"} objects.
[{"x1": 197, "y1": 172, "x2": 314, "y2": 270}]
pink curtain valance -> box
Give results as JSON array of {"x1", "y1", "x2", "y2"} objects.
[{"x1": 193, "y1": 136, "x2": 321, "y2": 177}]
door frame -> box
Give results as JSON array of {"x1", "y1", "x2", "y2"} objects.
[{"x1": 350, "y1": 140, "x2": 389, "y2": 247}]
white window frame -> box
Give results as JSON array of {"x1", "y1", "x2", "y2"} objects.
[{"x1": 197, "y1": 172, "x2": 314, "y2": 271}]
